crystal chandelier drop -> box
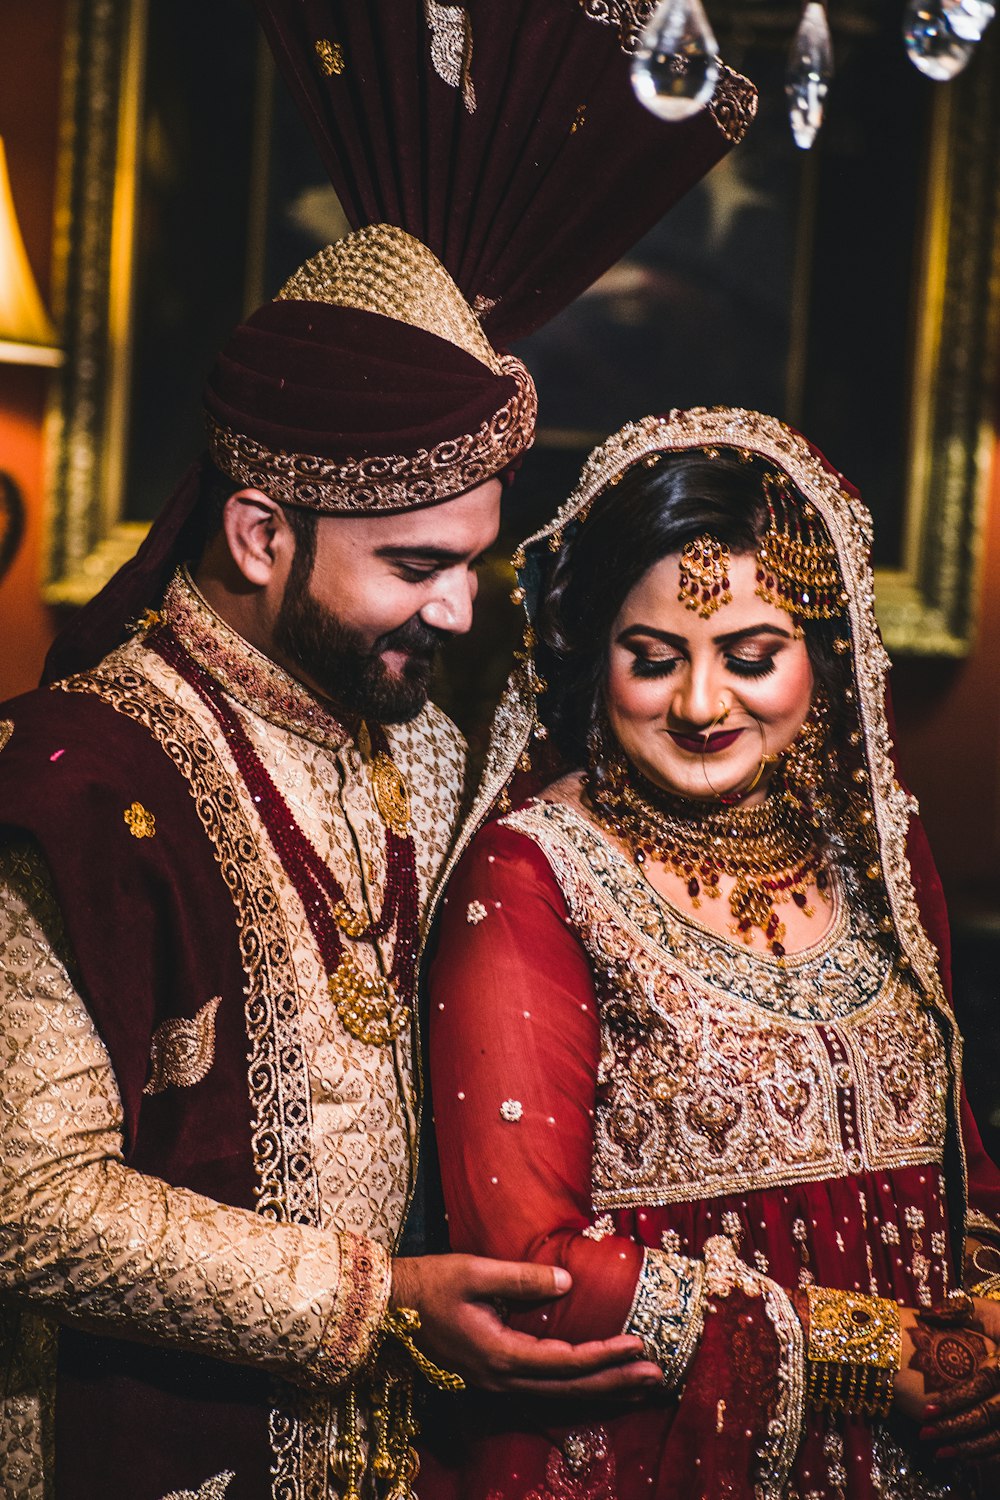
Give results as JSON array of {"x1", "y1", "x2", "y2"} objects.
[
  {"x1": 629, "y1": 0, "x2": 995, "y2": 148},
  {"x1": 631, "y1": 0, "x2": 721, "y2": 121}
]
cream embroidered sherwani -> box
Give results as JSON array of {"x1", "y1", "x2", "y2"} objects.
[{"x1": 0, "y1": 571, "x2": 465, "y2": 1499}]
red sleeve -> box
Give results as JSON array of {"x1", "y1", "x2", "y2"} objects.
[{"x1": 428, "y1": 819, "x2": 643, "y2": 1342}]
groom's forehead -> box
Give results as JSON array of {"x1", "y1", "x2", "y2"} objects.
[{"x1": 319, "y1": 481, "x2": 503, "y2": 558}]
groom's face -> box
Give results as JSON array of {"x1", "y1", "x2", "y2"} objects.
[{"x1": 275, "y1": 479, "x2": 502, "y2": 722}]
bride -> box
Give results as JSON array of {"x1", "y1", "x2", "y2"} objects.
[{"x1": 419, "y1": 409, "x2": 1000, "y2": 1498}]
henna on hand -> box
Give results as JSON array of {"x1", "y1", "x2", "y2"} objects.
[
  {"x1": 920, "y1": 1353, "x2": 1000, "y2": 1457},
  {"x1": 908, "y1": 1319, "x2": 990, "y2": 1395}
]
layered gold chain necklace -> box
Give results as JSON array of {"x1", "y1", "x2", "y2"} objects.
[{"x1": 588, "y1": 750, "x2": 828, "y2": 959}]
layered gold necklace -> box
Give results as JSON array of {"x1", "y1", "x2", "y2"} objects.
[{"x1": 588, "y1": 750, "x2": 828, "y2": 959}]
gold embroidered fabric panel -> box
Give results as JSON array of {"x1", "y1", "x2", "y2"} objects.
[
  {"x1": 502, "y1": 802, "x2": 949, "y2": 1211},
  {"x1": 0, "y1": 1302, "x2": 55, "y2": 1500},
  {"x1": 0, "y1": 837, "x2": 390, "y2": 1497}
]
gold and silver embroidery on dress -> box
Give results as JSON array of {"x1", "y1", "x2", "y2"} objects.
[{"x1": 502, "y1": 799, "x2": 949, "y2": 1212}]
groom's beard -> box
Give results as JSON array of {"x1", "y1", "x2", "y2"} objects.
[{"x1": 273, "y1": 583, "x2": 444, "y2": 724}]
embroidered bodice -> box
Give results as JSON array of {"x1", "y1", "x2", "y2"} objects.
[{"x1": 503, "y1": 800, "x2": 950, "y2": 1211}]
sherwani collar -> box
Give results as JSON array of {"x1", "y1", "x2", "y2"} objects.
[{"x1": 162, "y1": 567, "x2": 352, "y2": 755}]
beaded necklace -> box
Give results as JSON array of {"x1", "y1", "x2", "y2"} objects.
[
  {"x1": 588, "y1": 749, "x2": 828, "y2": 960},
  {"x1": 152, "y1": 626, "x2": 418, "y2": 1045}
]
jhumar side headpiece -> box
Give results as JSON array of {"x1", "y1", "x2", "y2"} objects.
[
  {"x1": 755, "y1": 471, "x2": 845, "y2": 620},
  {"x1": 676, "y1": 468, "x2": 845, "y2": 623}
]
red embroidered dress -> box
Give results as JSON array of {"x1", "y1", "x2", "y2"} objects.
[{"x1": 418, "y1": 409, "x2": 1000, "y2": 1500}]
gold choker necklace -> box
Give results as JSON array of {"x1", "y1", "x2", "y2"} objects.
[{"x1": 588, "y1": 750, "x2": 828, "y2": 959}]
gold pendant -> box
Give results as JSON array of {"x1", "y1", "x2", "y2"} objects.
[
  {"x1": 333, "y1": 900, "x2": 369, "y2": 939},
  {"x1": 358, "y1": 721, "x2": 411, "y2": 835},
  {"x1": 370, "y1": 753, "x2": 411, "y2": 836},
  {"x1": 328, "y1": 951, "x2": 405, "y2": 1046}
]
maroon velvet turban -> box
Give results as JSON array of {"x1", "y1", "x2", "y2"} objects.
[
  {"x1": 43, "y1": 227, "x2": 537, "y2": 680},
  {"x1": 202, "y1": 229, "x2": 537, "y2": 514}
]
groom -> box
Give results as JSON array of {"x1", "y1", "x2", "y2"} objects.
[{"x1": 0, "y1": 228, "x2": 660, "y2": 1500}]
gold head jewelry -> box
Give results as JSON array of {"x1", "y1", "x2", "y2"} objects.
[
  {"x1": 678, "y1": 535, "x2": 733, "y2": 618},
  {"x1": 756, "y1": 472, "x2": 844, "y2": 621}
]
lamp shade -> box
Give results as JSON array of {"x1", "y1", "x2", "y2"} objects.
[{"x1": 0, "y1": 137, "x2": 62, "y2": 367}]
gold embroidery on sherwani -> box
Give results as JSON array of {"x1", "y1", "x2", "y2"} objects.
[
  {"x1": 502, "y1": 801, "x2": 949, "y2": 1212},
  {"x1": 123, "y1": 800, "x2": 156, "y2": 838},
  {"x1": 160, "y1": 1472, "x2": 235, "y2": 1500},
  {"x1": 58, "y1": 571, "x2": 464, "y2": 1498},
  {"x1": 143, "y1": 996, "x2": 222, "y2": 1095},
  {"x1": 0, "y1": 840, "x2": 389, "y2": 1498},
  {"x1": 0, "y1": 719, "x2": 13, "y2": 752},
  {"x1": 314, "y1": 38, "x2": 345, "y2": 76}
]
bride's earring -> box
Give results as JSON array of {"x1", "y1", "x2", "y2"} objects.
[{"x1": 780, "y1": 692, "x2": 830, "y2": 815}]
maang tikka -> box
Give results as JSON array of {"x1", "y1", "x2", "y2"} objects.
[{"x1": 678, "y1": 535, "x2": 733, "y2": 618}]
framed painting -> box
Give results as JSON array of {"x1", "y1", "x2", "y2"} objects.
[{"x1": 43, "y1": 0, "x2": 1000, "y2": 673}]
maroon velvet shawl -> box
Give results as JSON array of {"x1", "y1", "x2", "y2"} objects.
[{"x1": 0, "y1": 683, "x2": 277, "y2": 1497}]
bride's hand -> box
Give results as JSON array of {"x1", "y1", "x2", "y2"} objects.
[
  {"x1": 914, "y1": 1298, "x2": 1000, "y2": 1463},
  {"x1": 887, "y1": 1295, "x2": 1000, "y2": 1466}
]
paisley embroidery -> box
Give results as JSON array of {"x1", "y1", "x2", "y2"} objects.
[
  {"x1": 0, "y1": 720, "x2": 13, "y2": 752},
  {"x1": 143, "y1": 996, "x2": 222, "y2": 1095},
  {"x1": 425, "y1": 0, "x2": 476, "y2": 113}
]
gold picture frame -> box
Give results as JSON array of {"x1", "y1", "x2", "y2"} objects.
[{"x1": 43, "y1": 0, "x2": 1000, "y2": 656}]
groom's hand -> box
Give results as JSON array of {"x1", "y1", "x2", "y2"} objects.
[{"x1": 390, "y1": 1254, "x2": 664, "y2": 1398}]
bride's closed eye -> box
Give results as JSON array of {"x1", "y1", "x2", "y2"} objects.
[
  {"x1": 630, "y1": 655, "x2": 681, "y2": 678},
  {"x1": 726, "y1": 654, "x2": 777, "y2": 679}
]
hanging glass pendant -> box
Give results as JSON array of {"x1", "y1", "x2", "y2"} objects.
[
  {"x1": 630, "y1": 0, "x2": 721, "y2": 122},
  {"x1": 941, "y1": 0, "x2": 995, "y2": 41},
  {"x1": 785, "y1": 2, "x2": 833, "y2": 150},
  {"x1": 903, "y1": 0, "x2": 976, "y2": 78}
]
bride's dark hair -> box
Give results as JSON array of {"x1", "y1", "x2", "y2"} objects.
[{"x1": 539, "y1": 448, "x2": 853, "y2": 767}]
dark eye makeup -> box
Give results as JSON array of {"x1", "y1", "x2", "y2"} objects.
[
  {"x1": 629, "y1": 652, "x2": 778, "y2": 680},
  {"x1": 725, "y1": 655, "x2": 777, "y2": 679}
]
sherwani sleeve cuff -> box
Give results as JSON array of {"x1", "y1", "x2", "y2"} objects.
[{"x1": 310, "y1": 1232, "x2": 392, "y2": 1384}]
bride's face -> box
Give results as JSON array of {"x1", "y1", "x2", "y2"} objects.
[{"x1": 605, "y1": 550, "x2": 815, "y2": 804}]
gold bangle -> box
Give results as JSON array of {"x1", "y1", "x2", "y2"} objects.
[{"x1": 805, "y1": 1287, "x2": 900, "y2": 1417}]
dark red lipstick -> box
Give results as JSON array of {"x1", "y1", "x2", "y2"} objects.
[{"x1": 668, "y1": 728, "x2": 744, "y2": 754}]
